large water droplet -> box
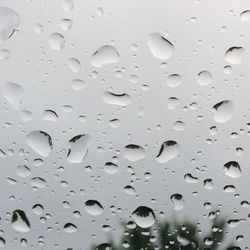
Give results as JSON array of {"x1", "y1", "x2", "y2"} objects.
[
  {"x1": 104, "y1": 162, "x2": 118, "y2": 174},
  {"x1": 84, "y1": 200, "x2": 103, "y2": 216},
  {"x1": 67, "y1": 134, "x2": 92, "y2": 163},
  {"x1": 212, "y1": 100, "x2": 234, "y2": 123},
  {"x1": 64, "y1": 223, "x2": 77, "y2": 233},
  {"x1": 91, "y1": 45, "x2": 120, "y2": 67},
  {"x1": 132, "y1": 206, "x2": 155, "y2": 228},
  {"x1": 68, "y1": 57, "x2": 81, "y2": 72},
  {"x1": 170, "y1": 193, "x2": 184, "y2": 210},
  {"x1": 223, "y1": 161, "x2": 241, "y2": 178},
  {"x1": 167, "y1": 74, "x2": 182, "y2": 88},
  {"x1": 16, "y1": 165, "x2": 31, "y2": 178},
  {"x1": 156, "y1": 140, "x2": 180, "y2": 163},
  {"x1": 11, "y1": 210, "x2": 31, "y2": 232},
  {"x1": 26, "y1": 131, "x2": 52, "y2": 157},
  {"x1": 123, "y1": 144, "x2": 145, "y2": 162},
  {"x1": 197, "y1": 70, "x2": 213, "y2": 86},
  {"x1": 32, "y1": 204, "x2": 44, "y2": 215},
  {"x1": 0, "y1": 7, "x2": 20, "y2": 43},
  {"x1": 147, "y1": 33, "x2": 174, "y2": 60},
  {"x1": 3, "y1": 82, "x2": 24, "y2": 109},
  {"x1": 225, "y1": 47, "x2": 244, "y2": 65},
  {"x1": 31, "y1": 177, "x2": 47, "y2": 188},
  {"x1": 49, "y1": 33, "x2": 65, "y2": 50},
  {"x1": 240, "y1": 10, "x2": 250, "y2": 22}
]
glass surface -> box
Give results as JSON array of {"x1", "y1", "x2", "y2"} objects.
[{"x1": 0, "y1": 0, "x2": 249, "y2": 249}]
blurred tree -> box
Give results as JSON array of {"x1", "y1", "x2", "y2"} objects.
[{"x1": 92, "y1": 215, "x2": 238, "y2": 250}]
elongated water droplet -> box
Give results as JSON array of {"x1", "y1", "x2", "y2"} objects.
[
  {"x1": 212, "y1": 100, "x2": 234, "y2": 123},
  {"x1": 156, "y1": 140, "x2": 180, "y2": 163},
  {"x1": 170, "y1": 193, "x2": 184, "y2": 210},
  {"x1": 26, "y1": 131, "x2": 52, "y2": 157},
  {"x1": 11, "y1": 210, "x2": 31, "y2": 232},
  {"x1": 68, "y1": 57, "x2": 81, "y2": 72},
  {"x1": 147, "y1": 33, "x2": 174, "y2": 60},
  {"x1": 67, "y1": 134, "x2": 92, "y2": 163},
  {"x1": 3, "y1": 82, "x2": 24, "y2": 109},
  {"x1": 0, "y1": 7, "x2": 20, "y2": 43},
  {"x1": 16, "y1": 165, "x2": 31, "y2": 178},
  {"x1": 31, "y1": 177, "x2": 47, "y2": 188}
]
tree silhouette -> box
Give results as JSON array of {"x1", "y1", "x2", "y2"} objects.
[{"x1": 92, "y1": 215, "x2": 239, "y2": 250}]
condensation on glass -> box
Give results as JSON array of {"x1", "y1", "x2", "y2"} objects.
[{"x1": 0, "y1": 0, "x2": 249, "y2": 249}]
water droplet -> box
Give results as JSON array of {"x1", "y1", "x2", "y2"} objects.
[
  {"x1": 156, "y1": 140, "x2": 180, "y2": 163},
  {"x1": 16, "y1": 165, "x2": 31, "y2": 178},
  {"x1": 49, "y1": 33, "x2": 65, "y2": 50},
  {"x1": 240, "y1": 10, "x2": 250, "y2": 22},
  {"x1": 102, "y1": 91, "x2": 131, "y2": 106},
  {"x1": 212, "y1": 100, "x2": 234, "y2": 123},
  {"x1": 225, "y1": 47, "x2": 244, "y2": 65},
  {"x1": 223, "y1": 161, "x2": 241, "y2": 178},
  {"x1": 123, "y1": 185, "x2": 136, "y2": 195},
  {"x1": 43, "y1": 110, "x2": 59, "y2": 122},
  {"x1": 0, "y1": 7, "x2": 20, "y2": 43},
  {"x1": 172, "y1": 121, "x2": 185, "y2": 131},
  {"x1": 104, "y1": 162, "x2": 118, "y2": 174},
  {"x1": 0, "y1": 237, "x2": 5, "y2": 247},
  {"x1": 96, "y1": 243, "x2": 112, "y2": 250},
  {"x1": 3, "y1": 82, "x2": 24, "y2": 109},
  {"x1": 84, "y1": 200, "x2": 103, "y2": 216},
  {"x1": 170, "y1": 193, "x2": 184, "y2": 210},
  {"x1": 91, "y1": 45, "x2": 120, "y2": 67},
  {"x1": 62, "y1": 0, "x2": 74, "y2": 12},
  {"x1": 26, "y1": 131, "x2": 52, "y2": 157},
  {"x1": 70, "y1": 79, "x2": 86, "y2": 91},
  {"x1": 0, "y1": 49, "x2": 11, "y2": 60},
  {"x1": 108, "y1": 119, "x2": 120, "y2": 128},
  {"x1": 147, "y1": 32, "x2": 174, "y2": 60},
  {"x1": 167, "y1": 97, "x2": 180, "y2": 110},
  {"x1": 167, "y1": 74, "x2": 182, "y2": 88},
  {"x1": 31, "y1": 177, "x2": 47, "y2": 188},
  {"x1": 197, "y1": 70, "x2": 213, "y2": 86},
  {"x1": 32, "y1": 204, "x2": 44, "y2": 215},
  {"x1": 123, "y1": 144, "x2": 145, "y2": 162},
  {"x1": 64, "y1": 223, "x2": 77, "y2": 233},
  {"x1": 68, "y1": 58, "x2": 81, "y2": 72},
  {"x1": 67, "y1": 134, "x2": 92, "y2": 163},
  {"x1": 11, "y1": 210, "x2": 31, "y2": 232},
  {"x1": 184, "y1": 173, "x2": 199, "y2": 183},
  {"x1": 60, "y1": 18, "x2": 73, "y2": 31},
  {"x1": 132, "y1": 206, "x2": 155, "y2": 228}
]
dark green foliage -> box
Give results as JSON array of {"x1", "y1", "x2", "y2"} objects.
[{"x1": 92, "y1": 216, "x2": 236, "y2": 250}]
